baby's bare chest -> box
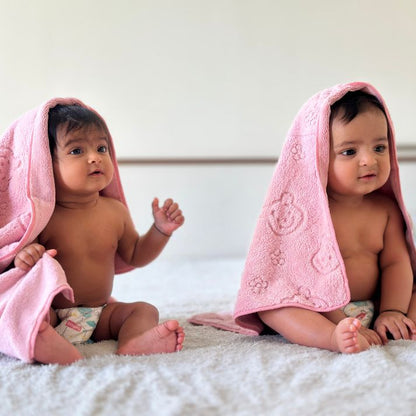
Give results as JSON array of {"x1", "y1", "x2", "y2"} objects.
[
  {"x1": 331, "y1": 208, "x2": 387, "y2": 256},
  {"x1": 41, "y1": 208, "x2": 123, "y2": 255}
]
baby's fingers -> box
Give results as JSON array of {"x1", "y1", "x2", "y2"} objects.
[
  {"x1": 392, "y1": 322, "x2": 409, "y2": 340},
  {"x1": 14, "y1": 244, "x2": 46, "y2": 271},
  {"x1": 153, "y1": 197, "x2": 177, "y2": 215},
  {"x1": 163, "y1": 199, "x2": 183, "y2": 219},
  {"x1": 368, "y1": 330, "x2": 382, "y2": 346},
  {"x1": 152, "y1": 197, "x2": 160, "y2": 215},
  {"x1": 403, "y1": 317, "x2": 416, "y2": 338},
  {"x1": 162, "y1": 198, "x2": 175, "y2": 212},
  {"x1": 385, "y1": 318, "x2": 412, "y2": 340},
  {"x1": 374, "y1": 322, "x2": 389, "y2": 344},
  {"x1": 172, "y1": 213, "x2": 185, "y2": 225},
  {"x1": 391, "y1": 316, "x2": 416, "y2": 340},
  {"x1": 46, "y1": 249, "x2": 58, "y2": 258},
  {"x1": 168, "y1": 206, "x2": 183, "y2": 221}
]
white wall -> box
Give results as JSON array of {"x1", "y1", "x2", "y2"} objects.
[
  {"x1": 119, "y1": 162, "x2": 416, "y2": 259},
  {"x1": 1, "y1": 1, "x2": 416, "y2": 156},
  {"x1": 1, "y1": 1, "x2": 416, "y2": 258},
  {"x1": 119, "y1": 164, "x2": 274, "y2": 259}
]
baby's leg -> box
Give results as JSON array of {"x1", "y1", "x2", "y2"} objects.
[
  {"x1": 93, "y1": 302, "x2": 185, "y2": 355},
  {"x1": 34, "y1": 321, "x2": 83, "y2": 365},
  {"x1": 259, "y1": 307, "x2": 370, "y2": 353}
]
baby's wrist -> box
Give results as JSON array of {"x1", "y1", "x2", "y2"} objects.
[
  {"x1": 153, "y1": 223, "x2": 171, "y2": 237},
  {"x1": 379, "y1": 309, "x2": 407, "y2": 316}
]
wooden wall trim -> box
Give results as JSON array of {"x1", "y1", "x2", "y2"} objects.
[
  {"x1": 117, "y1": 157, "x2": 277, "y2": 165},
  {"x1": 117, "y1": 144, "x2": 416, "y2": 165}
]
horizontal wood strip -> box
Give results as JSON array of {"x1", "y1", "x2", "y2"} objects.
[
  {"x1": 117, "y1": 157, "x2": 278, "y2": 165},
  {"x1": 117, "y1": 145, "x2": 416, "y2": 165}
]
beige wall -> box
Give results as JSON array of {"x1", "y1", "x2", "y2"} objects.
[{"x1": 1, "y1": 1, "x2": 416, "y2": 257}]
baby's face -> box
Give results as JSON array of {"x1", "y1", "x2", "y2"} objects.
[
  {"x1": 52, "y1": 123, "x2": 114, "y2": 200},
  {"x1": 327, "y1": 106, "x2": 390, "y2": 200}
]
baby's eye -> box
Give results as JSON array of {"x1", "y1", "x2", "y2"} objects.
[
  {"x1": 340, "y1": 149, "x2": 356, "y2": 156},
  {"x1": 70, "y1": 148, "x2": 82, "y2": 155},
  {"x1": 374, "y1": 145, "x2": 387, "y2": 153},
  {"x1": 98, "y1": 145, "x2": 108, "y2": 153}
]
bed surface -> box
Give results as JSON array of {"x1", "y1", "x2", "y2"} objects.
[{"x1": 1, "y1": 257, "x2": 416, "y2": 416}]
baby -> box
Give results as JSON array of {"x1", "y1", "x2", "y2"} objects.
[
  {"x1": 258, "y1": 90, "x2": 416, "y2": 353},
  {"x1": 14, "y1": 104, "x2": 185, "y2": 364}
]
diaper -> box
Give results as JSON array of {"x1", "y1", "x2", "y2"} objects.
[
  {"x1": 342, "y1": 300, "x2": 374, "y2": 328},
  {"x1": 55, "y1": 306, "x2": 104, "y2": 344}
]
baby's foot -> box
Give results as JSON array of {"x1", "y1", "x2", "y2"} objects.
[
  {"x1": 117, "y1": 320, "x2": 185, "y2": 356},
  {"x1": 34, "y1": 321, "x2": 83, "y2": 365},
  {"x1": 332, "y1": 318, "x2": 370, "y2": 353}
]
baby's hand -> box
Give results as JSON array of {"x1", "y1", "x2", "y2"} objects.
[
  {"x1": 373, "y1": 311, "x2": 416, "y2": 343},
  {"x1": 358, "y1": 326, "x2": 382, "y2": 346},
  {"x1": 14, "y1": 243, "x2": 57, "y2": 271},
  {"x1": 152, "y1": 197, "x2": 185, "y2": 237}
]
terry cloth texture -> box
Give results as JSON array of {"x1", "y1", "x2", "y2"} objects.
[
  {"x1": 0, "y1": 98, "x2": 133, "y2": 362},
  {"x1": 233, "y1": 81, "x2": 416, "y2": 334}
]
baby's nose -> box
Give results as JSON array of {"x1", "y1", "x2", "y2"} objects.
[
  {"x1": 359, "y1": 151, "x2": 376, "y2": 166},
  {"x1": 88, "y1": 151, "x2": 102, "y2": 163}
]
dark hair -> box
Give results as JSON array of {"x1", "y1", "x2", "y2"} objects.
[
  {"x1": 330, "y1": 90, "x2": 387, "y2": 124},
  {"x1": 48, "y1": 104, "x2": 107, "y2": 155}
]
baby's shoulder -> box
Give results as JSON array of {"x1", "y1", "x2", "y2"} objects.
[
  {"x1": 99, "y1": 196, "x2": 129, "y2": 214},
  {"x1": 367, "y1": 192, "x2": 400, "y2": 214}
]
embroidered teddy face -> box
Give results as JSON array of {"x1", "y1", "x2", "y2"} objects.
[{"x1": 268, "y1": 192, "x2": 304, "y2": 235}]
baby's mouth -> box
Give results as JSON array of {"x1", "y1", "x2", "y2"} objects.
[
  {"x1": 89, "y1": 169, "x2": 103, "y2": 176},
  {"x1": 359, "y1": 172, "x2": 376, "y2": 180}
]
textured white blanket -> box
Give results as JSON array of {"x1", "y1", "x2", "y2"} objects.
[{"x1": 1, "y1": 258, "x2": 416, "y2": 416}]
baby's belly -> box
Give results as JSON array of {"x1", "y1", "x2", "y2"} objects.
[
  {"x1": 52, "y1": 262, "x2": 114, "y2": 309},
  {"x1": 344, "y1": 256, "x2": 380, "y2": 300},
  {"x1": 53, "y1": 285, "x2": 112, "y2": 309}
]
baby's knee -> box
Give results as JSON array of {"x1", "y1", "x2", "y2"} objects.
[{"x1": 132, "y1": 301, "x2": 159, "y2": 319}]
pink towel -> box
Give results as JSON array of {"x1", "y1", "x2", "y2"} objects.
[
  {"x1": 188, "y1": 312, "x2": 258, "y2": 336},
  {"x1": 233, "y1": 81, "x2": 416, "y2": 334},
  {"x1": 0, "y1": 98, "x2": 132, "y2": 362}
]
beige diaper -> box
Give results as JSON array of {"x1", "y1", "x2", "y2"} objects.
[
  {"x1": 55, "y1": 306, "x2": 104, "y2": 344},
  {"x1": 342, "y1": 300, "x2": 374, "y2": 328}
]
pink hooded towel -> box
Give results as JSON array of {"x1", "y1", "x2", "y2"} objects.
[
  {"x1": 232, "y1": 81, "x2": 416, "y2": 334},
  {"x1": 0, "y1": 98, "x2": 133, "y2": 362}
]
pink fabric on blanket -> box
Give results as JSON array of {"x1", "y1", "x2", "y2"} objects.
[
  {"x1": 233, "y1": 81, "x2": 416, "y2": 334},
  {"x1": 188, "y1": 313, "x2": 258, "y2": 335},
  {"x1": 0, "y1": 98, "x2": 133, "y2": 362}
]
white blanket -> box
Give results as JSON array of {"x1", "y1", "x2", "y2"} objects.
[{"x1": 1, "y1": 258, "x2": 416, "y2": 415}]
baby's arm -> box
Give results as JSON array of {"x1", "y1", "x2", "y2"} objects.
[
  {"x1": 14, "y1": 243, "x2": 57, "y2": 271},
  {"x1": 374, "y1": 202, "x2": 416, "y2": 342},
  {"x1": 117, "y1": 197, "x2": 184, "y2": 268}
]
